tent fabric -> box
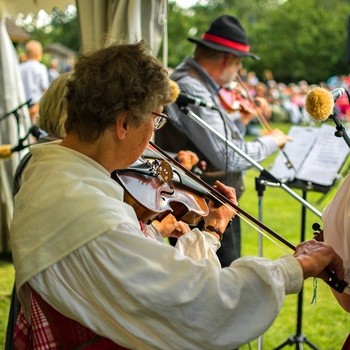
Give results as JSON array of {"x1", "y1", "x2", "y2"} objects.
[
  {"x1": 77, "y1": 0, "x2": 168, "y2": 61},
  {"x1": 0, "y1": 0, "x2": 167, "y2": 252},
  {"x1": 0, "y1": 19, "x2": 32, "y2": 251},
  {"x1": 0, "y1": 0, "x2": 74, "y2": 252}
]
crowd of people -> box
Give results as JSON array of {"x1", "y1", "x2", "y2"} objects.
[
  {"x1": 4, "y1": 12, "x2": 350, "y2": 350},
  {"x1": 224, "y1": 70, "x2": 350, "y2": 129}
]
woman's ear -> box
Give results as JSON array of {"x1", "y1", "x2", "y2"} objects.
[{"x1": 115, "y1": 111, "x2": 130, "y2": 139}]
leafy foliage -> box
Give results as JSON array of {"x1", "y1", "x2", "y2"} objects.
[
  {"x1": 166, "y1": 0, "x2": 350, "y2": 84},
  {"x1": 17, "y1": 7, "x2": 80, "y2": 53}
]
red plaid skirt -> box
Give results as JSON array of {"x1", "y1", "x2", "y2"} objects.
[{"x1": 14, "y1": 290, "x2": 129, "y2": 349}]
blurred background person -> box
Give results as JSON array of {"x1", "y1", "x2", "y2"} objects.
[
  {"x1": 48, "y1": 59, "x2": 60, "y2": 85},
  {"x1": 19, "y1": 40, "x2": 49, "y2": 124}
]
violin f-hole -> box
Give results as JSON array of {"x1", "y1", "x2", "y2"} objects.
[{"x1": 160, "y1": 187, "x2": 175, "y2": 200}]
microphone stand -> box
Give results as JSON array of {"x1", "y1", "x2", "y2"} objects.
[
  {"x1": 10, "y1": 126, "x2": 37, "y2": 153},
  {"x1": 179, "y1": 104, "x2": 322, "y2": 350},
  {"x1": 329, "y1": 107, "x2": 350, "y2": 148},
  {"x1": 254, "y1": 173, "x2": 281, "y2": 350},
  {"x1": 0, "y1": 100, "x2": 32, "y2": 137},
  {"x1": 0, "y1": 100, "x2": 32, "y2": 123},
  {"x1": 179, "y1": 105, "x2": 322, "y2": 218}
]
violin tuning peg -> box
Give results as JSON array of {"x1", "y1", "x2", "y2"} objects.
[
  {"x1": 157, "y1": 160, "x2": 173, "y2": 183},
  {"x1": 312, "y1": 222, "x2": 321, "y2": 231},
  {"x1": 312, "y1": 222, "x2": 324, "y2": 242}
]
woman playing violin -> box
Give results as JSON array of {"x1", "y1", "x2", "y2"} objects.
[{"x1": 10, "y1": 40, "x2": 344, "y2": 350}]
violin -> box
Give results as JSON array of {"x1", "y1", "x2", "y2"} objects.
[
  {"x1": 113, "y1": 141, "x2": 348, "y2": 294},
  {"x1": 218, "y1": 82, "x2": 256, "y2": 114},
  {"x1": 113, "y1": 142, "x2": 295, "y2": 250},
  {"x1": 111, "y1": 158, "x2": 209, "y2": 226}
]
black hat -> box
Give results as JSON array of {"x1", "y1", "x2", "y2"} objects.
[{"x1": 188, "y1": 15, "x2": 260, "y2": 61}]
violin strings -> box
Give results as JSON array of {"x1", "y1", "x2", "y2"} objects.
[
  {"x1": 234, "y1": 212, "x2": 292, "y2": 255},
  {"x1": 145, "y1": 144, "x2": 293, "y2": 255}
]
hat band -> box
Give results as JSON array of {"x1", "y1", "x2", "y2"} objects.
[{"x1": 202, "y1": 33, "x2": 250, "y2": 53}]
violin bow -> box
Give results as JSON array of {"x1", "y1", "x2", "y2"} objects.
[
  {"x1": 149, "y1": 141, "x2": 349, "y2": 293},
  {"x1": 150, "y1": 140, "x2": 294, "y2": 251},
  {"x1": 236, "y1": 74, "x2": 297, "y2": 172}
]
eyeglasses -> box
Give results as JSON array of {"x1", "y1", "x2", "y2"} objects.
[{"x1": 151, "y1": 111, "x2": 170, "y2": 130}]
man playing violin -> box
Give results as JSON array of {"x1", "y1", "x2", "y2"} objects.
[
  {"x1": 10, "y1": 40, "x2": 344, "y2": 350},
  {"x1": 156, "y1": 15, "x2": 292, "y2": 267}
]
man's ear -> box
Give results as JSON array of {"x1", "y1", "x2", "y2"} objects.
[
  {"x1": 115, "y1": 111, "x2": 130, "y2": 139},
  {"x1": 222, "y1": 53, "x2": 232, "y2": 68}
]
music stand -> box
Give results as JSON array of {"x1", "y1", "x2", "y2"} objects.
[{"x1": 329, "y1": 110, "x2": 350, "y2": 149}]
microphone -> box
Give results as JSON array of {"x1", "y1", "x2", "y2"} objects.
[
  {"x1": 0, "y1": 126, "x2": 44, "y2": 159},
  {"x1": 168, "y1": 79, "x2": 218, "y2": 110},
  {"x1": 305, "y1": 86, "x2": 347, "y2": 121},
  {"x1": 0, "y1": 145, "x2": 13, "y2": 159},
  {"x1": 169, "y1": 79, "x2": 180, "y2": 103},
  {"x1": 330, "y1": 87, "x2": 347, "y2": 101},
  {"x1": 0, "y1": 142, "x2": 26, "y2": 159},
  {"x1": 30, "y1": 125, "x2": 42, "y2": 139},
  {"x1": 176, "y1": 92, "x2": 218, "y2": 110}
]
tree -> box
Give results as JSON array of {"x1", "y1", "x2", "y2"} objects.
[
  {"x1": 166, "y1": 0, "x2": 350, "y2": 84},
  {"x1": 250, "y1": 0, "x2": 350, "y2": 83},
  {"x1": 16, "y1": 6, "x2": 79, "y2": 53}
]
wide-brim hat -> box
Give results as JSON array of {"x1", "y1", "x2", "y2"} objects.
[{"x1": 188, "y1": 15, "x2": 260, "y2": 61}]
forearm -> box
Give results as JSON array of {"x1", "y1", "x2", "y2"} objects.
[{"x1": 166, "y1": 99, "x2": 279, "y2": 172}]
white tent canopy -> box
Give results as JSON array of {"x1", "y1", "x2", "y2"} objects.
[
  {"x1": 0, "y1": 0, "x2": 168, "y2": 252},
  {"x1": 77, "y1": 0, "x2": 168, "y2": 63}
]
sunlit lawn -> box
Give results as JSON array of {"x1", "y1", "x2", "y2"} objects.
[{"x1": 0, "y1": 255, "x2": 14, "y2": 348}]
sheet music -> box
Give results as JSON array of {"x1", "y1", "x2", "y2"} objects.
[
  {"x1": 269, "y1": 124, "x2": 349, "y2": 187},
  {"x1": 297, "y1": 124, "x2": 349, "y2": 185},
  {"x1": 269, "y1": 126, "x2": 319, "y2": 182}
]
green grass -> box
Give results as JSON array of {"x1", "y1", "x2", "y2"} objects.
[
  {"x1": 0, "y1": 121, "x2": 349, "y2": 349},
  {"x1": 237, "y1": 171, "x2": 349, "y2": 349},
  {"x1": 0, "y1": 255, "x2": 14, "y2": 348}
]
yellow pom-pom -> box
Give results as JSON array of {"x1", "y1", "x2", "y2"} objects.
[
  {"x1": 305, "y1": 87, "x2": 334, "y2": 121},
  {"x1": 0, "y1": 145, "x2": 12, "y2": 159},
  {"x1": 169, "y1": 79, "x2": 180, "y2": 104}
]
